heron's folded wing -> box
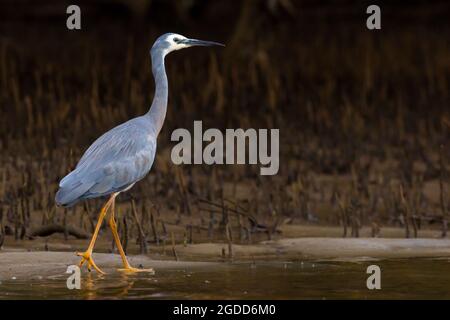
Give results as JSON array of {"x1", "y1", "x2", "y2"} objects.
[{"x1": 57, "y1": 119, "x2": 156, "y2": 204}]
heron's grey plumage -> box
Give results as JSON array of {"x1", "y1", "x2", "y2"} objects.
[
  {"x1": 55, "y1": 33, "x2": 223, "y2": 207},
  {"x1": 56, "y1": 117, "x2": 157, "y2": 206}
]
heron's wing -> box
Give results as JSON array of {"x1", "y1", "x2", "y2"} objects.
[{"x1": 56, "y1": 118, "x2": 156, "y2": 206}]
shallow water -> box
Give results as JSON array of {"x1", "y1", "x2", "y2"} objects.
[{"x1": 0, "y1": 258, "x2": 449, "y2": 299}]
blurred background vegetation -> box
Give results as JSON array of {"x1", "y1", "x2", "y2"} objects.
[{"x1": 0, "y1": 1, "x2": 449, "y2": 250}]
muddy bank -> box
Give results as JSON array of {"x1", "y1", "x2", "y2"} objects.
[{"x1": 176, "y1": 238, "x2": 450, "y2": 260}]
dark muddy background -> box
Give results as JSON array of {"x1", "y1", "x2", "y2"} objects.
[{"x1": 0, "y1": 1, "x2": 449, "y2": 252}]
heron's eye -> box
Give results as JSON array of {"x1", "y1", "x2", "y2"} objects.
[{"x1": 173, "y1": 37, "x2": 180, "y2": 43}]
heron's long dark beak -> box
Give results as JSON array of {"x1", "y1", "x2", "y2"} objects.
[{"x1": 182, "y1": 38, "x2": 225, "y2": 47}]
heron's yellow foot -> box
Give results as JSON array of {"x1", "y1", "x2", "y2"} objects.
[
  {"x1": 118, "y1": 265, "x2": 155, "y2": 274},
  {"x1": 76, "y1": 251, "x2": 105, "y2": 274}
]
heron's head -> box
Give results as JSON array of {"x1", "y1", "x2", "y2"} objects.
[{"x1": 152, "y1": 33, "x2": 224, "y2": 56}]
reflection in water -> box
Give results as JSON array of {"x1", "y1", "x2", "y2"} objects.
[
  {"x1": 1, "y1": 258, "x2": 449, "y2": 299},
  {"x1": 117, "y1": 272, "x2": 136, "y2": 298},
  {"x1": 84, "y1": 273, "x2": 104, "y2": 300}
]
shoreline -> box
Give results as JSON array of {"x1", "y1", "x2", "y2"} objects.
[{"x1": 2, "y1": 236, "x2": 450, "y2": 279}]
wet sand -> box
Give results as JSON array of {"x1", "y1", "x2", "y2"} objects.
[
  {"x1": 0, "y1": 251, "x2": 215, "y2": 279},
  {"x1": 177, "y1": 238, "x2": 450, "y2": 260}
]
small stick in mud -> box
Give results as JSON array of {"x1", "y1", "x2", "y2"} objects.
[
  {"x1": 207, "y1": 214, "x2": 214, "y2": 240},
  {"x1": 150, "y1": 208, "x2": 159, "y2": 244},
  {"x1": 245, "y1": 226, "x2": 251, "y2": 244},
  {"x1": 237, "y1": 208, "x2": 245, "y2": 242},
  {"x1": 225, "y1": 220, "x2": 233, "y2": 261},
  {"x1": 336, "y1": 193, "x2": 348, "y2": 238},
  {"x1": 171, "y1": 232, "x2": 178, "y2": 261},
  {"x1": 160, "y1": 219, "x2": 168, "y2": 239},
  {"x1": 0, "y1": 206, "x2": 4, "y2": 249},
  {"x1": 349, "y1": 198, "x2": 361, "y2": 238},
  {"x1": 185, "y1": 224, "x2": 193, "y2": 244},
  {"x1": 131, "y1": 199, "x2": 148, "y2": 254},
  {"x1": 177, "y1": 167, "x2": 192, "y2": 216},
  {"x1": 83, "y1": 201, "x2": 95, "y2": 233},
  {"x1": 439, "y1": 144, "x2": 448, "y2": 237},
  {"x1": 399, "y1": 184, "x2": 416, "y2": 238}
]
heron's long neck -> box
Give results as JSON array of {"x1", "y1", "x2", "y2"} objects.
[{"x1": 147, "y1": 49, "x2": 168, "y2": 135}]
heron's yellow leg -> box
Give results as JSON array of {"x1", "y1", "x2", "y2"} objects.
[
  {"x1": 77, "y1": 194, "x2": 115, "y2": 274},
  {"x1": 109, "y1": 198, "x2": 154, "y2": 274}
]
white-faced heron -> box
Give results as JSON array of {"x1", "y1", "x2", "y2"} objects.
[{"x1": 55, "y1": 33, "x2": 224, "y2": 273}]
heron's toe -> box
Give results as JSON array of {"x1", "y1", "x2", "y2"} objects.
[{"x1": 76, "y1": 251, "x2": 105, "y2": 274}]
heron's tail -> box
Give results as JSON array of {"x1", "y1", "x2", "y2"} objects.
[{"x1": 55, "y1": 173, "x2": 94, "y2": 207}]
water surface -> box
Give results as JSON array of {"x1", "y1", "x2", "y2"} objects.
[{"x1": 1, "y1": 258, "x2": 449, "y2": 299}]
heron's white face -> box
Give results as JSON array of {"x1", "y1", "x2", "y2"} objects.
[
  {"x1": 161, "y1": 34, "x2": 190, "y2": 55},
  {"x1": 166, "y1": 34, "x2": 190, "y2": 51}
]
